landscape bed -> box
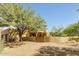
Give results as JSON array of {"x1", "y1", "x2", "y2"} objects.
[{"x1": 35, "y1": 46, "x2": 79, "y2": 56}]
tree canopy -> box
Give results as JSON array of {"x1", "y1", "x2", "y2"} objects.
[
  {"x1": 0, "y1": 3, "x2": 47, "y2": 41},
  {"x1": 63, "y1": 21, "x2": 79, "y2": 36}
]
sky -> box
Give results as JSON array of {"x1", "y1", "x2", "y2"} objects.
[{"x1": 22, "y1": 3, "x2": 79, "y2": 31}]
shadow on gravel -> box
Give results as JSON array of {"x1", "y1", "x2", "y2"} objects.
[{"x1": 34, "y1": 46, "x2": 79, "y2": 56}]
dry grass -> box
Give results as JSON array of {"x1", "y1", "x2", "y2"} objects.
[{"x1": 0, "y1": 40, "x2": 4, "y2": 53}]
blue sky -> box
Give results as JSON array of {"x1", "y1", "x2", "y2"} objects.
[{"x1": 22, "y1": 3, "x2": 79, "y2": 31}]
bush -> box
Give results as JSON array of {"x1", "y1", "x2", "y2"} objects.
[
  {"x1": 50, "y1": 26, "x2": 65, "y2": 37},
  {"x1": 69, "y1": 37, "x2": 79, "y2": 42},
  {"x1": 63, "y1": 22, "x2": 79, "y2": 36}
]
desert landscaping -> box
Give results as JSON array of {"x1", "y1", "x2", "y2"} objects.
[
  {"x1": 0, "y1": 37, "x2": 79, "y2": 56},
  {"x1": 0, "y1": 3, "x2": 79, "y2": 56}
]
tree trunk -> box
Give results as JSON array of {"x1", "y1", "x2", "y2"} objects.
[{"x1": 19, "y1": 34, "x2": 22, "y2": 42}]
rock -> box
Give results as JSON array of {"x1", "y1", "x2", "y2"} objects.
[{"x1": 35, "y1": 46, "x2": 79, "y2": 56}]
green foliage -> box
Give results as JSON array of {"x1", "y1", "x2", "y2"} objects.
[
  {"x1": 0, "y1": 4, "x2": 47, "y2": 31},
  {"x1": 63, "y1": 22, "x2": 79, "y2": 36},
  {"x1": 29, "y1": 16, "x2": 47, "y2": 31},
  {"x1": 0, "y1": 4, "x2": 47, "y2": 42},
  {"x1": 50, "y1": 26, "x2": 65, "y2": 36},
  {"x1": 62, "y1": 21, "x2": 79, "y2": 42},
  {"x1": 0, "y1": 22, "x2": 9, "y2": 27}
]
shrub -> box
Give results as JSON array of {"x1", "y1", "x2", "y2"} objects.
[
  {"x1": 50, "y1": 26, "x2": 65, "y2": 37},
  {"x1": 69, "y1": 37, "x2": 79, "y2": 42}
]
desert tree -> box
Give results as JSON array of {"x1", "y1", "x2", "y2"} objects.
[{"x1": 0, "y1": 4, "x2": 47, "y2": 42}]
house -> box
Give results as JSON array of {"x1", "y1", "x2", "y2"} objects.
[
  {"x1": 0, "y1": 25, "x2": 50, "y2": 42},
  {"x1": 0, "y1": 26, "x2": 16, "y2": 42}
]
